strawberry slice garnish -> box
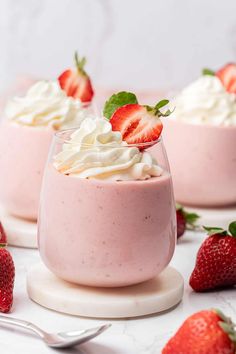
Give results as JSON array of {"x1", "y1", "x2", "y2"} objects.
[
  {"x1": 110, "y1": 103, "x2": 164, "y2": 146},
  {"x1": 58, "y1": 52, "x2": 94, "y2": 102},
  {"x1": 104, "y1": 92, "x2": 172, "y2": 149},
  {"x1": 216, "y1": 63, "x2": 236, "y2": 94}
]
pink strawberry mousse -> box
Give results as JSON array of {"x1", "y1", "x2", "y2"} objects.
[
  {"x1": 39, "y1": 167, "x2": 175, "y2": 287},
  {"x1": 38, "y1": 118, "x2": 176, "y2": 287},
  {"x1": 0, "y1": 122, "x2": 53, "y2": 220},
  {"x1": 160, "y1": 75, "x2": 236, "y2": 207},
  {"x1": 0, "y1": 80, "x2": 92, "y2": 220},
  {"x1": 162, "y1": 120, "x2": 236, "y2": 206}
]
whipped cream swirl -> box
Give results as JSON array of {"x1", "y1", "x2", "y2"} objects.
[
  {"x1": 5, "y1": 81, "x2": 91, "y2": 129},
  {"x1": 172, "y1": 76, "x2": 236, "y2": 126},
  {"x1": 54, "y1": 118, "x2": 162, "y2": 181}
]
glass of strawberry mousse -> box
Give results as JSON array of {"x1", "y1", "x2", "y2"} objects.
[
  {"x1": 38, "y1": 117, "x2": 176, "y2": 287},
  {"x1": 0, "y1": 81, "x2": 94, "y2": 221},
  {"x1": 160, "y1": 71, "x2": 236, "y2": 207}
]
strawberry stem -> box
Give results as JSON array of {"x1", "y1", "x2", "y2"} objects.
[
  {"x1": 0, "y1": 243, "x2": 7, "y2": 248},
  {"x1": 144, "y1": 99, "x2": 173, "y2": 118},
  {"x1": 74, "y1": 52, "x2": 87, "y2": 76},
  {"x1": 202, "y1": 68, "x2": 215, "y2": 76}
]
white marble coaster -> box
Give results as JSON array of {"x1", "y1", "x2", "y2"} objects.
[
  {"x1": 0, "y1": 207, "x2": 37, "y2": 249},
  {"x1": 186, "y1": 205, "x2": 236, "y2": 229},
  {"x1": 27, "y1": 263, "x2": 184, "y2": 319}
]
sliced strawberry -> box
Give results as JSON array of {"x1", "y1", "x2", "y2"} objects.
[
  {"x1": 110, "y1": 104, "x2": 163, "y2": 147},
  {"x1": 58, "y1": 53, "x2": 94, "y2": 102},
  {"x1": 216, "y1": 63, "x2": 236, "y2": 94},
  {"x1": 109, "y1": 98, "x2": 173, "y2": 149}
]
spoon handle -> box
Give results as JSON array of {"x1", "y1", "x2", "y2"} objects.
[{"x1": 0, "y1": 315, "x2": 46, "y2": 338}]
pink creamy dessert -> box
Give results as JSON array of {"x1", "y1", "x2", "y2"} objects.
[
  {"x1": 161, "y1": 74, "x2": 236, "y2": 207},
  {"x1": 39, "y1": 167, "x2": 175, "y2": 287},
  {"x1": 38, "y1": 118, "x2": 176, "y2": 287},
  {"x1": 162, "y1": 120, "x2": 236, "y2": 206},
  {"x1": 0, "y1": 122, "x2": 53, "y2": 220},
  {"x1": 0, "y1": 80, "x2": 93, "y2": 220}
]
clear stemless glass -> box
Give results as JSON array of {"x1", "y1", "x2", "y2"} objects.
[
  {"x1": 38, "y1": 129, "x2": 176, "y2": 287},
  {"x1": 160, "y1": 91, "x2": 236, "y2": 207},
  {"x1": 0, "y1": 101, "x2": 96, "y2": 221}
]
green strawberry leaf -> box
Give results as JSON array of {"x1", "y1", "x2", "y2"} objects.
[
  {"x1": 203, "y1": 226, "x2": 227, "y2": 236},
  {"x1": 145, "y1": 99, "x2": 173, "y2": 117},
  {"x1": 154, "y1": 99, "x2": 169, "y2": 110},
  {"x1": 184, "y1": 212, "x2": 200, "y2": 226},
  {"x1": 202, "y1": 68, "x2": 215, "y2": 76},
  {"x1": 228, "y1": 221, "x2": 236, "y2": 237},
  {"x1": 215, "y1": 309, "x2": 236, "y2": 344},
  {"x1": 175, "y1": 203, "x2": 200, "y2": 229},
  {"x1": 103, "y1": 91, "x2": 138, "y2": 119}
]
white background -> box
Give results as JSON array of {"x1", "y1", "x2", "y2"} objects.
[{"x1": 0, "y1": 0, "x2": 236, "y2": 93}]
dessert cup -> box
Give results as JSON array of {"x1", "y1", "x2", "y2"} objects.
[
  {"x1": 38, "y1": 128, "x2": 176, "y2": 287},
  {"x1": 0, "y1": 82, "x2": 95, "y2": 221},
  {"x1": 161, "y1": 119, "x2": 236, "y2": 207},
  {"x1": 0, "y1": 122, "x2": 54, "y2": 220},
  {"x1": 155, "y1": 75, "x2": 236, "y2": 207}
]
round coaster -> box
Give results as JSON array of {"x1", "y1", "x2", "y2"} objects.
[
  {"x1": 186, "y1": 205, "x2": 236, "y2": 229},
  {"x1": 27, "y1": 263, "x2": 184, "y2": 318},
  {"x1": 0, "y1": 207, "x2": 37, "y2": 249}
]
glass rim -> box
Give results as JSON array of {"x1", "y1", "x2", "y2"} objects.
[{"x1": 54, "y1": 127, "x2": 162, "y2": 148}]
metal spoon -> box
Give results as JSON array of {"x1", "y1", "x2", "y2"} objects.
[{"x1": 0, "y1": 315, "x2": 111, "y2": 349}]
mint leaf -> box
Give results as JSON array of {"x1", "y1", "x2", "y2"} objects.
[
  {"x1": 203, "y1": 226, "x2": 227, "y2": 236},
  {"x1": 229, "y1": 221, "x2": 236, "y2": 237},
  {"x1": 202, "y1": 68, "x2": 215, "y2": 76},
  {"x1": 103, "y1": 92, "x2": 138, "y2": 119}
]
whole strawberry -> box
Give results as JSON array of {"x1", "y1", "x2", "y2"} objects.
[
  {"x1": 162, "y1": 309, "x2": 236, "y2": 354},
  {"x1": 0, "y1": 224, "x2": 15, "y2": 313},
  {"x1": 0, "y1": 222, "x2": 7, "y2": 244},
  {"x1": 176, "y1": 204, "x2": 199, "y2": 238},
  {"x1": 190, "y1": 221, "x2": 236, "y2": 292}
]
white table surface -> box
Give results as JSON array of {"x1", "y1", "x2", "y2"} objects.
[{"x1": 1, "y1": 231, "x2": 235, "y2": 354}]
